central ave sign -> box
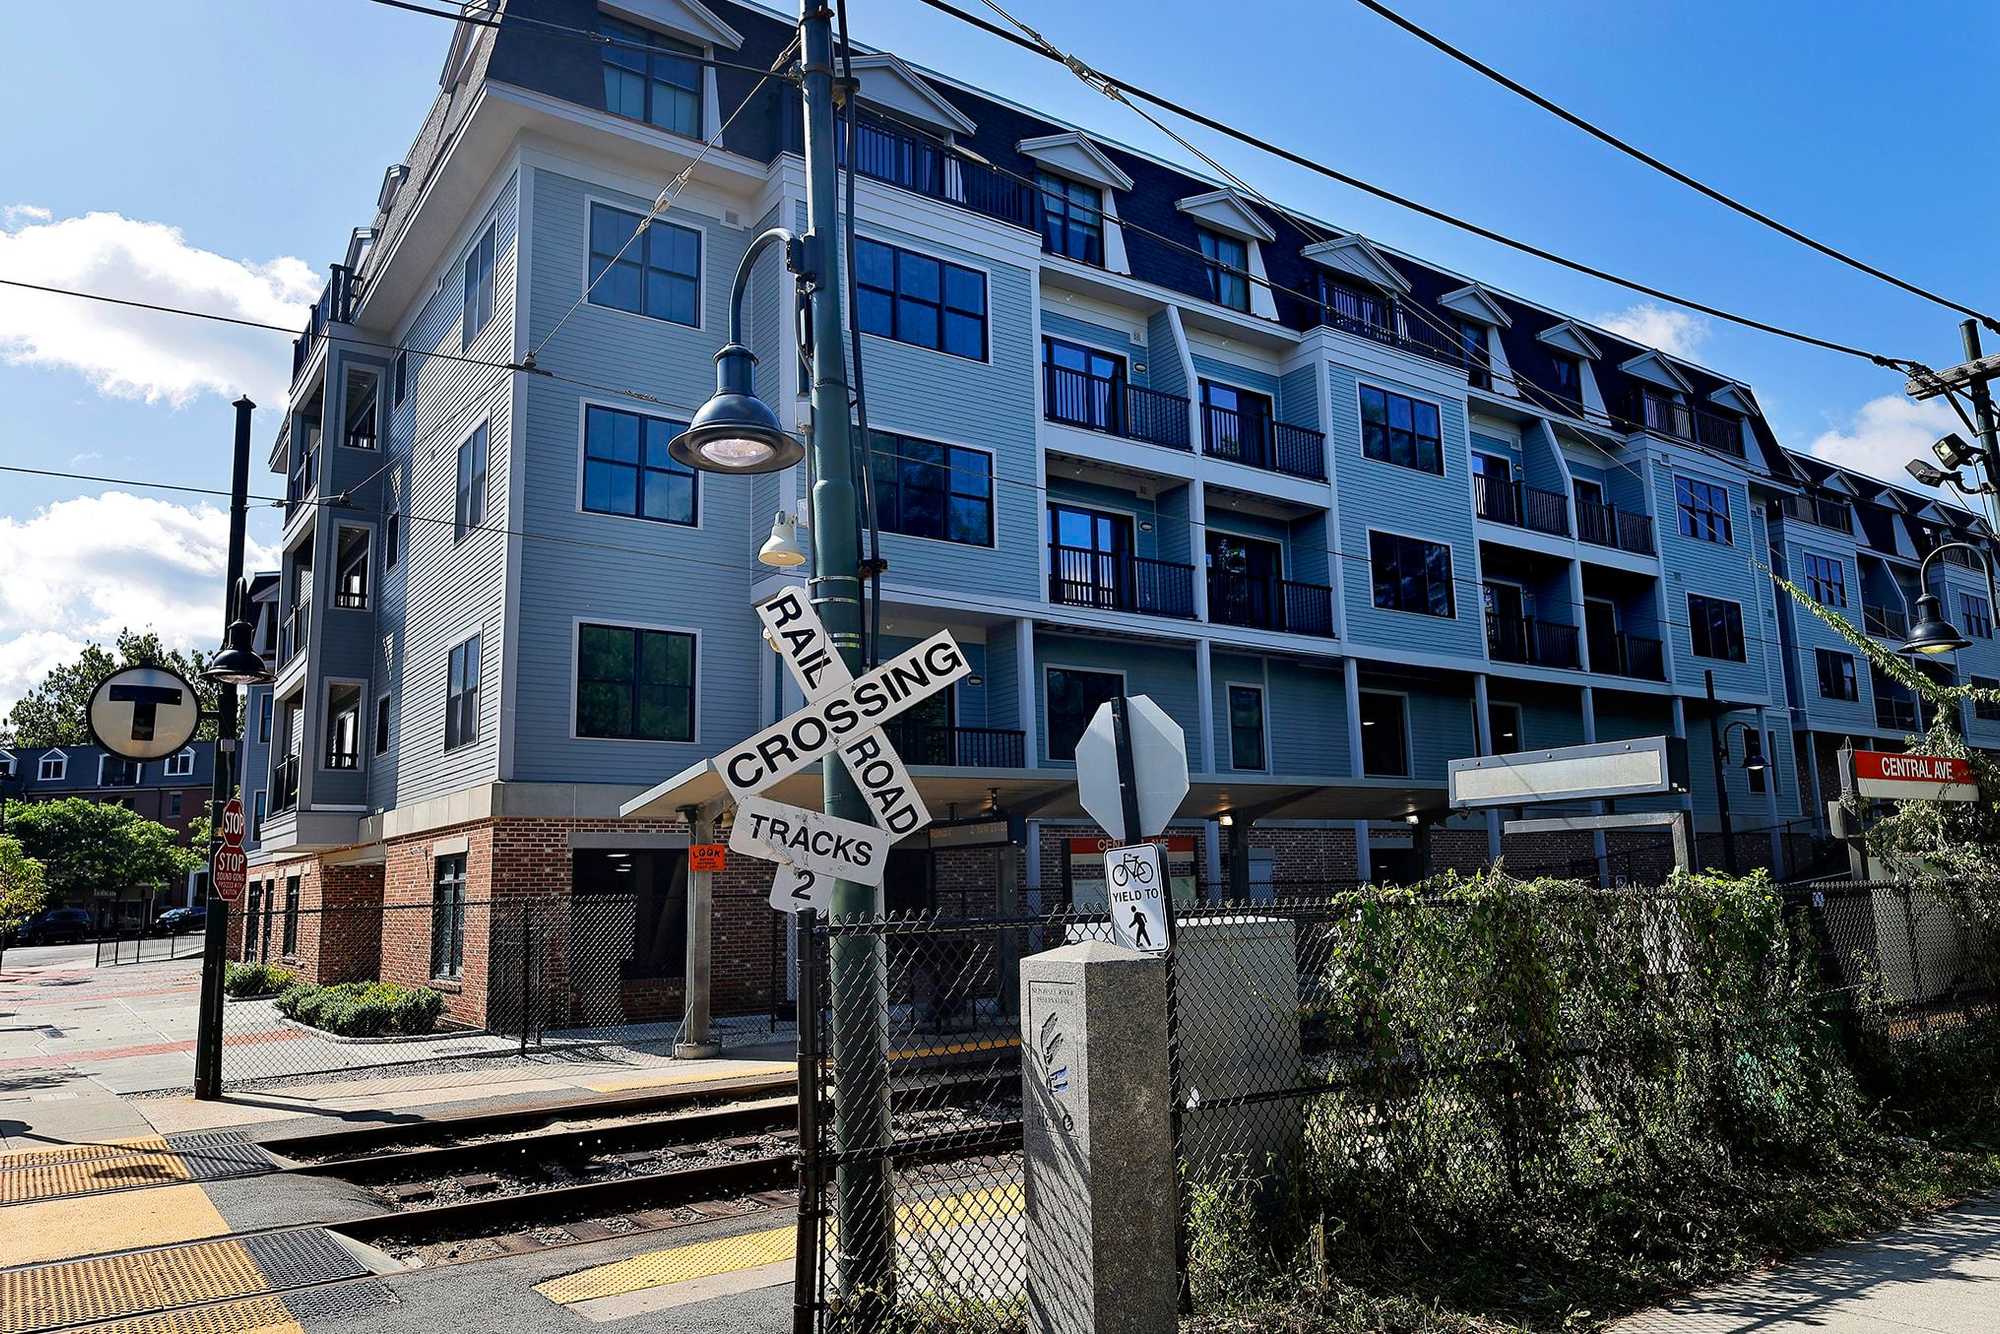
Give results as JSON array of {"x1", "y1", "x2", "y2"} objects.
[
  {"x1": 1849, "y1": 749, "x2": 1979, "y2": 802},
  {"x1": 711, "y1": 589, "x2": 965, "y2": 911}
]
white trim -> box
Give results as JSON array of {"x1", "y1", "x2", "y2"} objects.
[
  {"x1": 0, "y1": 750, "x2": 13, "y2": 779},
  {"x1": 1222, "y1": 679, "x2": 1271, "y2": 774},
  {"x1": 854, "y1": 232, "x2": 994, "y2": 366},
  {"x1": 567, "y1": 617, "x2": 704, "y2": 746},
  {"x1": 1355, "y1": 687, "x2": 1414, "y2": 779},
  {"x1": 1536, "y1": 319, "x2": 1603, "y2": 361},
  {"x1": 1617, "y1": 349, "x2": 1694, "y2": 394},
  {"x1": 1300, "y1": 234, "x2": 1413, "y2": 297},
  {"x1": 317, "y1": 677, "x2": 370, "y2": 775},
  {"x1": 330, "y1": 518, "x2": 379, "y2": 613},
  {"x1": 1437, "y1": 282, "x2": 1513, "y2": 329},
  {"x1": 1040, "y1": 661, "x2": 1127, "y2": 765},
  {"x1": 332, "y1": 360, "x2": 386, "y2": 453},
  {"x1": 97, "y1": 753, "x2": 137, "y2": 787},
  {"x1": 442, "y1": 626, "x2": 488, "y2": 755},
  {"x1": 579, "y1": 192, "x2": 708, "y2": 333},
  {"x1": 1363, "y1": 525, "x2": 1462, "y2": 622},
  {"x1": 572, "y1": 393, "x2": 706, "y2": 533},
  {"x1": 1016, "y1": 132, "x2": 1134, "y2": 192},
  {"x1": 1174, "y1": 189, "x2": 1277, "y2": 243},
  {"x1": 452, "y1": 419, "x2": 493, "y2": 545},
  {"x1": 845, "y1": 52, "x2": 979, "y2": 135},
  {"x1": 600, "y1": 0, "x2": 744, "y2": 49},
  {"x1": 1709, "y1": 383, "x2": 1758, "y2": 415},
  {"x1": 1352, "y1": 378, "x2": 1449, "y2": 478},
  {"x1": 163, "y1": 747, "x2": 197, "y2": 779}
]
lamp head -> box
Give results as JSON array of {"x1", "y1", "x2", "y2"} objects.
[
  {"x1": 757, "y1": 510, "x2": 808, "y2": 568},
  {"x1": 1901, "y1": 592, "x2": 1971, "y2": 656},
  {"x1": 1906, "y1": 457, "x2": 1955, "y2": 489},
  {"x1": 200, "y1": 619, "x2": 274, "y2": 686},
  {"x1": 668, "y1": 344, "x2": 803, "y2": 475},
  {"x1": 1934, "y1": 432, "x2": 1978, "y2": 471}
]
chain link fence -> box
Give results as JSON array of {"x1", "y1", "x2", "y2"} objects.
[{"x1": 797, "y1": 877, "x2": 1999, "y2": 1330}]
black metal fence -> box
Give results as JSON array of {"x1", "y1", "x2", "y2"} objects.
[
  {"x1": 796, "y1": 877, "x2": 1994, "y2": 1330},
  {"x1": 95, "y1": 928, "x2": 206, "y2": 966}
]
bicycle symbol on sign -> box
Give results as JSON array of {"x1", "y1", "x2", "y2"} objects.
[{"x1": 1108, "y1": 850, "x2": 1156, "y2": 889}]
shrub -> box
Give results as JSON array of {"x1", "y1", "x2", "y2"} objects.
[
  {"x1": 276, "y1": 980, "x2": 444, "y2": 1037},
  {"x1": 223, "y1": 961, "x2": 298, "y2": 998}
]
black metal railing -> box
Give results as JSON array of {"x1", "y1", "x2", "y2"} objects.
[
  {"x1": 1616, "y1": 386, "x2": 1744, "y2": 456},
  {"x1": 1590, "y1": 631, "x2": 1666, "y2": 680},
  {"x1": 882, "y1": 723, "x2": 1027, "y2": 769},
  {"x1": 290, "y1": 264, "x2": 358, "y2": 383},
  {"x1": 1487, "y1": 614, "x2": 1581, "y2": 668},
  {"x1": 1780, "y1": 493, "x2": 1855, "y2": 533},
  {"x1": 272, "y1": 755, "x2": 300, "y2": 813},
  {"x1": 834, "y1": 113, "x2": 1037, "y2": 230},
  {"x1": 333, "y1": 588, "x2": 368, "y2": 610},
  {"x1": 1474, "y1": 476, "x2": 1570, "y2": 536},
  {"x1": 1048, "y1": 545, "x2": 1196, "y2": 618},
  {"x1": 324, "y1": 748, "x2": 359, "y2": 771},
  {"x1": 1864, "y1": 603, "x2": 1910, "y2": 639},
  {"x1": 1206, "y1": 572, "x2": 1336, "y2": 637},
  {"x1": 1199, "y1": 406, "x2": 1326, "y2": 480},
  {"x1": 1043, "y1": 366, "x2": 1191, "y2": 450},
  {"x1": 278, "y1": 600, "x2": 311, "y2": 667},
  {"x1": 1575, "y1": 497, "x2": 1656, "y2": 555},
  {"x1": 285, "y1": 441, "x2": 318, "y2": 521},
  {"x1": 1939, "y1": 544, "x2": 1985, "y2": 571},
  {"x1": 1315, "y1": 287, "x2": 1464, "y2": 369}
]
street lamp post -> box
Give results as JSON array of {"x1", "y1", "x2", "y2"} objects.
[{"x1": 1900, "y1": 542, "x2": 1999, "y2": 662}]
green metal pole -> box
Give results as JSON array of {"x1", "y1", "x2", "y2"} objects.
[{"x1": 799, "y1": 0, "x2": 894, "y2": 1303}]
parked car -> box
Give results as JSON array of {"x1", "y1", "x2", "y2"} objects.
[
  {"x1": 16, "y1": 907, "x2": 95, "y2": 946},
  {"x1": 153, "y1": 906, "x2": 207, "y2": 936}
]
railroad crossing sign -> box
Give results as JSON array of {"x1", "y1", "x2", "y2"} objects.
[
  {"x1": 211, "y1": 796, "x2": 247, "y2": 902},
  {"x1": 1075, "y1": 694, "x2": 1187, "y2": 843},
  {"x1": 719, "y1": 588, "x2": 968, "y2": 911},
  {"x1": 88, "y1": 664, "x2": 202, "y2": 760}
]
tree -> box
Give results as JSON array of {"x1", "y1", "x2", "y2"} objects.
[
  {"x1": 0, "y1": 836, "x2": 49, "y2": 936},
  {"x1": 2, "y1": 631, "x2": 218, "y2": 747},
  {"x1": 2, "y1": 798, "x2": 200, "y2": 906}
]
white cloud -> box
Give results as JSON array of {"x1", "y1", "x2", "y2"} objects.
[
  {"x1": 0, "y1": 209, "x2": 316, "y2": 407},
  {"x1": 1805, "y1": 395, "x2": 1963, "y2": 495},
  {"x1": 1594, "y1": 303, "x2": 1711, "y2": 360},
  {"x1": 0, "y1": 491, "x2": 275, "y2": 719}
]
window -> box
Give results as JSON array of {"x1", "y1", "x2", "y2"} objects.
[
  {"x1": 169, "y1": 792, "x2": 182, "y2": 819},
  {"x1": 870, "y1": 431, "x2": 992, "y2": 546},
  {"x1": 325, "y1": 684, "x2": 361, "y2": 769},
  {"x1": 1200, "y1": 381, "x2": 1274, "y2": 464},
  {"x1": 385, "y1": 468, "x2": 401, "y2": 568},
  {"x1": 587, "y1": 202, "x2": 700, "y2": 327},
  {"x1": 1548, "y1": 356, "x2": 1578, "y2": 401},
  {"x1": 600, "y1": 14, "x2": 702, "y2": 138},
  {"x1": 1964, "y1": 593, "x2": 1994, "y2": 639},
  {"x1": 430, "y1": 854, "x2": 466, "y2": 980},
  {"x1": 374, "y1": 695, "x2": 392, "y2": 756},
  {"x1": 1973, "y1": 676, "x2": 2000, "y2": 723},
  {"x1": 1359, "y1": 691, "x2": 1409, "y2": 777},
  {"x1": 1816, "y1": 649, "x2": 1859, "y2": 701},
  {"x1": 1460, "y1": 322, "x2": 1491, "y2": 389},
  {"x1": 1803, "y1": 552, "x2": 1847, "y2": 607},
  {"x1": 251, "y1": 789, "x2": 266, "y2": 840},
  {"x1": 854, "y1": 238, "x2": 986, "y2": 359},
  {"x1": 461, "y1": 221, "x2": 495, "y2": 348},
  {"x1": 582, "y1": 404, "x2": 697, "y2": 525},
  {"x1": 1486, "y1": 700, "x2": 1523, "y2": 754},
  {"x1": 1675, "y1": 476, "x2": 1733, "y2": 544},
  {"x1": 1046, "y1": 667, "x2": 1121, "y2": 763},
  {"x1": 1197, "y1": 228, "x2": 1249, "y2": 311},
  {"x1": 1688, "y1": 593, "x2": 1746, "y2": 661},
  {"x1": 164, "y1": 748, "x2": 196, "y2": 778},
  {"x1": 281, "y1": 877, "x2": 299, "y2": 957},
  {"x1": 445, "y1": 634, "x2": 482, "y2": 751},
  {"x1": 1743, "y1": 730, "x2": 1767, "y2": 794},
  {"x1": 100, "y1": 756, "x2": 140, "y2": 786},
  {"x1": 1228, "y1": 685, "x2": 1266, "y2": 771},
  {"x1": 38, "y1": 753, "x2": 65, "y2": 782},
  {"x1": 258, "y1": 694, "x2": 273, "y2": 744},
  {"x1": 0, "y1": 753, "x2": 12, "y2": 779},
  {"x1": 393, "y1": 350, "x2": 408, "y2": 407},
  {"x1": 1359, "y1": 385, "x2": 1443, "y2": 474},
  {"x1": 577, "y1": 624, "x2": 696, "y2": 742},
  {"x1": 334, "y1": 528, "x2": 370, "y2": 609},
  {"x1": 1037, "y1": 171, "x2": 1104, "y2": 265},
  {"x1": 454, "y1": 424, "x2": 488, "y2": 542},
  {"x1": 342, "y1": 367, "x2": 379, "y2": 450},
  {"x1": 1042, "y1": 337, "x2": 1125, "y2": 432},
  {"x1": 1370, "y1": 531, "x2": 1456, "y2": 618}
]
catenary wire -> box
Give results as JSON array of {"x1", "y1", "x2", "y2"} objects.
[
  {"x1": 1346, "y1": 0, "x2": 2000, "y2": 335},
  {"x1": 357, "y1": 0, "x2": 806, "y2": 79},
  {"x1": 920, "y1": 0, "x2": 1921, "y2": 370}
]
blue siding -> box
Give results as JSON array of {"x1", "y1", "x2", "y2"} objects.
[
  {"x1": 1035, "y1": 633, "x2": 1201, "y2": 769},
  {"x1": 1656, "y1": 460, "x2": 1769, "y2": 701},
  {"x1": 1192, "y1": 353, "x2": 1280, "y2": 403},
  {"x1": 1145, "y1": 311, "x2": 1185, "y2": 399},
  {"x1": 1279, "y1": 363, "x2": 1319, "y2": 431},
  {"x1": 1042, "y1": 309, "x2": 1145, "y2": 383}
]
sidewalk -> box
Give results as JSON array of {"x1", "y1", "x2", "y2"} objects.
[{"x1": 1613, "y1": 1196, "x2": 2000, "y2": 1333}]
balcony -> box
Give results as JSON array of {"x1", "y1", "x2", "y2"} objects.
[
  {"x1": 1048, "y1": 545, "x2": 1196, "y2": 619},
  {"x1": 1207, "y1": 572, "x2": 1335, "y2": 637},
  {"x1": 1200, "y1": 406, "x2": 1326, "y2": 481},
  {"x1": 289, "y1": 264, "x2": 358, "y2": 385},
  {"x1": 1589, "y1": 631, "x2": 1666, "y2": 681},
  {"x1": 1043, "y1": 366, "x2": 1191, "y2": 450},
  {"x1": 1864, "y1": 603, "x2": 1910, "y2": 639},
  {"x1": 1779, "y1": 493, "x2": 1854, "y2": 534},
  {"x1": 285, "y1": 441, "x2": 318, "y2": 522},
  {"x1": 272, "y1": 756, "x2": 300, "y2": 814},
  {"x1": 1473, "y1": 475, "x2": 1570, "y2": 537},
  {"x1": 324, "y1": 747, "x2": 359, "y2": 772},
  {"x1": 831, "y1": 113, "x2": 1037, "y2": 232},
  {"x1": 1575, "y1": 498, "x2": 1656, "y2": 556},
  {"x1": 278, "y1": 601, "x2": 311, "y2": 668},
  {"x1": 1314, "y1": 286, "x2": 1464, "y2": 370},
  {"x1": 1487, "y1": 615, "x2": 1581, "y2": 669},
  {"x1": 1616, "y1": 387, "x2": 1744, "y2": 457},
  {"x1": 882, "y1": 722, "x2": 1027, "y2": 769}
]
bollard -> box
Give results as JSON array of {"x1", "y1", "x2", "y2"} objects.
[{"x1": 1021, "y1": 941, "x2": 1176, "y2": 1334}]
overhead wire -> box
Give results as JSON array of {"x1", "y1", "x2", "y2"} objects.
[{"x1": 358, "y1": 0, "x2": 805, "y2": 78}]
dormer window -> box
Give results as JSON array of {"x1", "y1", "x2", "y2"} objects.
[
  {"x1": 600, "y1": 15, "x2": 703, "y2": 139},
  {"x1": 1457, "y1": 322, "x2": 1490, "y2": 390},
  {"x1": 1036, "y1": 172, "x2": 1103, "y2": 266},
  {"x1": 1318, "y1": 276, "x2": 1391, "y2": 335},
  {"x1": 164, "y1": 748, "x2": 196, "y2": 779},
  {"x1": 1198, "y1": 229, "x2": 1249, "y2": 311},
  {"x1": 1548, "y1": 355, "x2": 1578, "y2": 401},
  {"x1": 38, "y1": 752, "x2": 65, "y2": 782},
  {"x1": 0, "y1": 752, "x2": 14, "y2": 779}
]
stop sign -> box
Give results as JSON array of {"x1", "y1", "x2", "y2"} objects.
[{"x1": 212, "y1": 796, "x2": 247, "y2": 901}]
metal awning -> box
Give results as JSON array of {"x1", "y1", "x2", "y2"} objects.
[{"x1": 620, "y1": 761, "x2": 1448, "y2": 826}]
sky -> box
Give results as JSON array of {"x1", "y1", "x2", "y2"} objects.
[{"x1": 0, "y1": 0, "x2": 1994, "y2": 718}]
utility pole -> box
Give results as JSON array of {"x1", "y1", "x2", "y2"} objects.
[
  {"x1": 800, "y1": 0, "x2": 893, "y2": 1301},
  {"x1": 1705, "y1": 670, "x2": 1737, "y2": 875},
  {"x1": 193, "y1": 397, "x2": 255, "y2": 1100},
  {"x1": 1959, "y1": 321, "x2": 2000, "y2": 492}
]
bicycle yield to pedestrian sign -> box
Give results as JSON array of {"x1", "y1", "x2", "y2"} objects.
[{"x1": 1104, "y1": 842, "x2": 1168, "y2": 956}]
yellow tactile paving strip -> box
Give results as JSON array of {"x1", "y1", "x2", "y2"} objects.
[
  {"x1": 0, "y1": 1139, "x2": 191, "y2": 1204},
  {"x1": 62, "y1": 1296, "x2": 301, "y2": 1334},
  {"x1": 535, "y1": 1183, "x2": 1024, "y2": 1306},
  {"x1": 0, "y1": 1238, "x2": 266, "y2": 1334},
  {"x1": 0, "y1": 1185, "x2": 232, "y2": 1268},
  {"x1": 0, "y1": 1137, "x2": 169, "y2": 1166}
]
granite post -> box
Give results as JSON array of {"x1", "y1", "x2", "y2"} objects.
[{"x1": 1021, "y1": 941, "x2": 1177, "y2": 1334}]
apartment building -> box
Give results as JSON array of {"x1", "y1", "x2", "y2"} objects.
[{"x1": 238, "y1": 0, "x2": 1998, "y2": 1026}]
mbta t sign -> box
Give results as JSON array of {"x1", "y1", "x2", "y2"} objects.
[{"x1": 211, "y1": 796, "x2": 247, "y2": 902}]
